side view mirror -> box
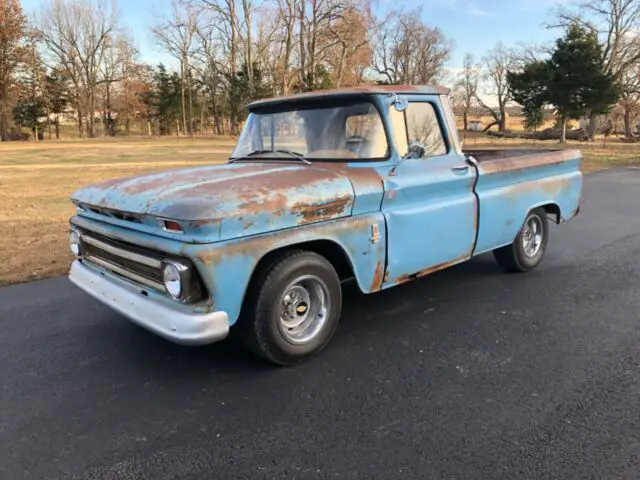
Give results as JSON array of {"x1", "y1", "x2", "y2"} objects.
[
  {"x1": 405, "y1": 140, "x2": 426, "y2": 159},
  {"x1": 388, "y1": 93, "x2": 408, "y2": 112},
  {"x1": 390, "y1": 140, "x2": 426, "y2": 177}
]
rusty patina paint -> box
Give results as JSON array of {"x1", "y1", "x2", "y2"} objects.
[
  {"x1": 470, "y1": 149, "x2": 582, "y2": 175},
  {"x1": 72, "y1": 162, "x2": 359, "y2": 242},
  {"x1": 472, "y1": 150, "x2": 583, "y2": 255},
  {"x1": 188, "y1": 218, "x2": 222, "y2": 229},
  {"x1": 290, "y1": 195, "x2": 352, "y2": 223},
  {"x1": 248, "y1": 84, "x2": 450, "y2": 110},
  {"x1": 181, "y1": 213, "x2": 387, "y2": 322},
  {"x1": 394, "y1": 254, "x2": 468, "y2": 285},
  {"x1": 370, "y1": 259, "x2": 385, "y2": 292}
]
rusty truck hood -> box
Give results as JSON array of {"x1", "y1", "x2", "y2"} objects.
[{"x1": 71, "y1": 162, "x2": 381, "y2": 242}]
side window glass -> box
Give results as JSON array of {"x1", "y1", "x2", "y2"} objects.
[{"x1": 405, "y1": 103, "x2": 447, "y2": 157}]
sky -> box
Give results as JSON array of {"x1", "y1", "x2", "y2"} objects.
[{"x1": 21, "y1": 0, "x2": 568, "y2": 82}]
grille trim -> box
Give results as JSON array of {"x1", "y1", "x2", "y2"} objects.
[
  {"x1": 86, "y1": 255, "x2": 165, "y2": 291},
  {"x1": 81, "y1": 233, "x2": 165, "y2": 292},
  {"x1": 83, "y1": 235, "x2": 162, "y2": 269}
]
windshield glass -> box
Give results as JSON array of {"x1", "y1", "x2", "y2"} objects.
[{"x1": 231, "y1": 101, "x2": 388, "y2": 161}]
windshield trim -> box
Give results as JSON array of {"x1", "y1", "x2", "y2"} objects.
[{"x1": 233, "y1": 97, "x2": 392, "y2": 164}]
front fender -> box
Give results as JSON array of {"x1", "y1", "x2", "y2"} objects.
[{"x1": 183, "y1": 213, "x2": 387, "y2": 325}]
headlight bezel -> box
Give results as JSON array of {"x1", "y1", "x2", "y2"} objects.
[
  {"x1": 163, "y1": 261, "x2": 186, "y2": 300},
  {"x1": 162, "y1": 260, "x2": 203, "y2": 303},
  {"x1": 70, "y1": 228, "x2": 83, "y2": 257}
]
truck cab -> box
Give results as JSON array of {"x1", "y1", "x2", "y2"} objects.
[{"x1": 68, "y1": 85, "x2": 583, "y2": 365}]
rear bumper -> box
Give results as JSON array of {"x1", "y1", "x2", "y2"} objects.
[{"x1": 69, "y1": 260, "x2": 229, "y2": 345}]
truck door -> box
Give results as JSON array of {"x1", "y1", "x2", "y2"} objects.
[{"x1": 381, "y1": 96, "x2": 478, "y2": 286}]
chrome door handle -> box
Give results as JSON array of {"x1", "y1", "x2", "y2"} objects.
[{"x1": 452, "y1": 165, "x2": 469, "y2": 173}]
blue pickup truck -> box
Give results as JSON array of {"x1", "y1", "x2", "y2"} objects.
[{"x1": 68, "y1": 85, "x2": 583, "y2": 365}]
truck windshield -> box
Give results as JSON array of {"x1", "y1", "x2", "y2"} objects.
[{"x1": 231, "y1": 101, "x2": 389, "y2": 161}]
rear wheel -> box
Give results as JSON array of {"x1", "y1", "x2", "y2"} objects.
[
  {"x1": 239, "y1": 250, "x2": 342, "y2": 365},
  {"x1": 493, "y1": 208, "x2": 549, "y2": 273}
]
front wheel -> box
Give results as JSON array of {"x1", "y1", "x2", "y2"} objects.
[
  {"x1": 493, "y1": 208, "x2": 549, "y2": 273},
  {"x1": 239, "y1": 250, "x2": 342, "y2": 365}
]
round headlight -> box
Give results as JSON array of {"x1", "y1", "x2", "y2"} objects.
[
  {"x1": 163, "y1": 263, "x2": 183, "y2": 300},
  {"x1": 70, "y1": 229, "x2": 82, "y2": 257}
]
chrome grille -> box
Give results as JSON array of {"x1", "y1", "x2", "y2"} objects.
[{"x1": 81, "y1": 234, "x2": 165, "y2": 291}]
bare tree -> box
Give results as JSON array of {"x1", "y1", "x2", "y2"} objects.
[
  {"x1": 372, "y1": 7, "x2": 451, "y2": 85},
  {"x1": 98, "y1": 36, "x2": 121, "y2": 136},
  {"x1": 0, "y1": 0, "x2": 26, "y2": 140},
  {"x1": 199, "y1": 0, "x2": 240, "y2": 133},
  {"x1": 273, "y1": 0, "x2": 296, "y2": 94},
  {"x1": 477, "y1": 42, "x2": 515, "y2": 132},
  {"x1": 619, "y1": 65, "x2": 640, "y2": 135},
  {"x1": 328, "y1": 1, "x2": 373, "y2": 87},
  {"x1": 33, "y1": 0, "x2": 119, "y2": 138},
  {"x1": 454, "y1": 53, "x2": 479, "y2": 131},
  {"x1": 115, "y1": 36, "x2": 138, "y2": 135},
  {"x1": 152, "y1": 0, "x2": 198, "y2": 135}
]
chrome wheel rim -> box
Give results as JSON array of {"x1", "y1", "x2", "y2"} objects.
[
  {"x1": 278, "y1": 275, "x2": 330, "y2": 345},
  {"x1": 522, "y1": 214, "x2": 544, "y2": 257}
]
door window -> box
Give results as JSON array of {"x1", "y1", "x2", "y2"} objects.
[{"x1": 404, "y1": 103, "x2": 447, "y2": 158}]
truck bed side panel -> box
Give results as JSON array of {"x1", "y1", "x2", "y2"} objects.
[{"x1": 473, "y1": 152, "x2": 582, "y2": 255}]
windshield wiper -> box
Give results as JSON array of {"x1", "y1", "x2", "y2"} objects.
[{"x1": 229, "y1": 149, "x2": 312, "y2": 165}]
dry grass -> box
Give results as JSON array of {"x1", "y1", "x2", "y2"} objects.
[
  {"x1": 1, "y1": 134, "x2": 639, "y2": 286},
  {"x1": 0, "y1": 136, "x2": 235, "y2": 286}
]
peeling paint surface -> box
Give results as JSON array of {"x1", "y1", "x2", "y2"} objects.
[
  {"x1": 472, "y1": 153, "x2": 583, "y2": 255},
  {"x1": 68, "y1": 90, "x2": 584, "y2": 339},
  {"x1": 379, "y1": 148, "x2": 478, "y2": 288},
  {"x1": 72, "y1": 163, "x2": 362, "y2": 242},
  {"x1": 248, "y1": 84, "x2": 450, "y2": 110}
]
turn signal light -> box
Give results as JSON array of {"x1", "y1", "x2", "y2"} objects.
[{"x1": 162, "y1": 220, "x2": 184, "y2": 233}]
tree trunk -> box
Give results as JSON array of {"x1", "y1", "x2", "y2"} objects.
[
  {"x1": 88, "y1": 93, "x2": 96, "y2": 138},
  {"x1": 46, "y1": 105, "x2": 52, "y2": 139},
  {"x1": 147, "y1": 120, "x2": 152, "y2": 136},
  {"x1": 123, "y1": 64, "x2": 130, "y2": 136},
  {"x1": 0, "y1": 105, "x2": 7, "y2": 141},
  {"x1": 187, "y1": 68, "x2": 194, "y2": 136},
  {"x1": 587, "y1": 113, "x2": 598, "y2": 140},
  {"x1": 560, "y1": 116, "x2": 567, "y2": 143},
  {"x1": 229, "y1": 0, "x2": 238, "y2": 135},
  {"x1": 463, "y1": 111, "x2": 468, "y2": 131},
  {"x1": 298, "y1": 0, "x2": 306, "y2": 89},
  {"x1": 498, "y1": 106, "x2": 507, "y2": 132},
  {"x1": 624, "y1": 106, "x2": 632, "y2": 138},
  {"x1": 281, "y1": 1, "x2": 293, "y2": 95},
  {"x1": 55, "y1": 114, "x2": 60, "y2": 139},
  {"x1": 242, "y1": 0, "x2": 254, "y2": 98},
  {"x1": 200, "y1": 101, "x2": 205, "y2": 135},
  {"x1": 181, "y1": 59, "x2": 187, "y2": 135}
]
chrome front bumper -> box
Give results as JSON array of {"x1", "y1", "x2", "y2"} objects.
[{"x1": 69, "y1": 260, "x2": 229, "y2": 346}]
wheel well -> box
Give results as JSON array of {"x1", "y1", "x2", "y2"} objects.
[
  {"x1": 541, "y1": 203, "x2": 561, "y2": 224},
  {"x1": 252, "y1": 240, "x2": 355, "y2": 284}
]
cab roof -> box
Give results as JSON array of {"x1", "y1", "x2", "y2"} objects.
[{"x1": 247, "y1": 84, "x2": 450, "y2": 110}]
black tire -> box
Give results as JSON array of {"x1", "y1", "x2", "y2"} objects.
[
  {"x1": 239, "y1": 250, "x2": 342, "y2": 366},
  {"x1": 493, "y1": 208, "x2": 549, "y2": 273}
]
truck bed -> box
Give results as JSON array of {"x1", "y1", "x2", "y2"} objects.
[{"x1": 463, "y1": 148, "x2": 581, "y2": 174}]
